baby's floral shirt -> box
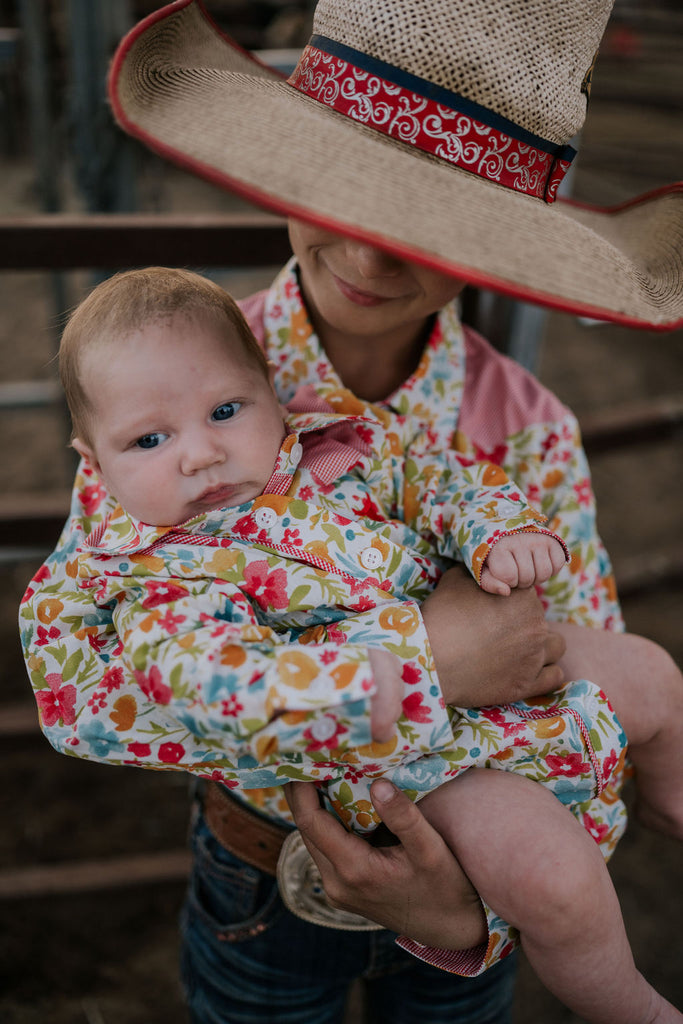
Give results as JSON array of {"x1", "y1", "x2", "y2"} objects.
[{"x1": 20, "y1": 261, "x2": 629, "y2": 976}]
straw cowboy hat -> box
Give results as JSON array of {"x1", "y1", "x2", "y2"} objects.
[{"x1": 109, "y1": 0, "x2": 683, "y2": 330}]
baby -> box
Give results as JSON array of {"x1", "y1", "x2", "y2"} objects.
[{"x1": 59, "y1": 268, "x2": 681, "y2": 1022}]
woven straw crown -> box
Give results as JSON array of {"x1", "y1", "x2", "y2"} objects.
[{"x1": 314, "y1": 0, "x2": 610, "y2": 144}]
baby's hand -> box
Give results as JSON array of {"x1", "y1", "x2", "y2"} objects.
[
  {"x1": 368, "y1": 648, "x2": 404, "y2": 742},
  {"x1": 480, "y1": 532, "x2": 566, "y2": 596}
]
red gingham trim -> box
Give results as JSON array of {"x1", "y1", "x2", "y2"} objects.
[
  {"x1": 475, "y1": 526, "x2": 569, "y2": 584},
  {"x1": 288, "y1": 44, "x2": 573, "y2": 203},
  {"x1": 395, "y1": 937, "x2": 489, "y2": 976},
  {"x1": 145, "y1": 524, "x2": 385, "y2": 590}
]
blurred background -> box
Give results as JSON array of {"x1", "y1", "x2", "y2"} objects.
[{"x1": 0, "y1": 1, "x2": 681, "y2": 1021}]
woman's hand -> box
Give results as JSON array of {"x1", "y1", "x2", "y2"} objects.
[
  {"x1": 284, "y1": 779, "x2": 487, "y2": 950},
  {"x1": 421, "y1": 564, "x2": 566, "y2": 707}
]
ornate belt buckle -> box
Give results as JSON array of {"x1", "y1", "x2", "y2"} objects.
[{"x1": 276, "y1": 830, "x2": 384, "y2": 931}]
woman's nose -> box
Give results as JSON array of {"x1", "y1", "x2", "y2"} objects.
[{"x1": 347, "y1": 241, "x2": 403, "y2": 279}]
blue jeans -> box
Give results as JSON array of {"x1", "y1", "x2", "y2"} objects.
[{"x1": 180, "y1": 803, "x2": 517, "y2": 1024}]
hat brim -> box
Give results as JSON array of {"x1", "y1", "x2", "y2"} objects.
[{"x1": 109, "y1": 0, "x2": 683, "y2": 331}]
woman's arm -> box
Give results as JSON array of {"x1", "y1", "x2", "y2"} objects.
[{"x1": 421, "y1": 564, "x2": 566, "y2": 707}]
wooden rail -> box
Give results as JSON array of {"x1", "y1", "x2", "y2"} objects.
[{"x1": 0, "y1": 212, "x2": 291, "y2": 270}]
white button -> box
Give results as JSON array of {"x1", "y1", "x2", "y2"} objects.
[
  {"x1": 289, "y1": 442, "x2": 303, "y2": 466},
  {"x1": 359, "y1": 546, "x2": 383, "y2": 570},
  {"x1": 254, "y1": 507, "x2": 278, "y2": 529},
  {"x1": 309, "y1": 715, "x2": 338, "y2": 742}
]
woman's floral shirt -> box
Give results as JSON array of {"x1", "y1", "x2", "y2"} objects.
[{"x1": 20, "y1": 261, "x2": 629, "y2": 976}]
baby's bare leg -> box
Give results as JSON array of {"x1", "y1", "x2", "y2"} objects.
[
  {"x1": 553, "y1": 622, "x2": 683, "y2": 839},
  {"x1": 420, "y1": 769, "x2": 681, "y2": 1024}
]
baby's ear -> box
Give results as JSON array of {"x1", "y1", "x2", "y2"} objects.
[{"x1": 71, "y1": 437, "x2": 100, "y2": 472}]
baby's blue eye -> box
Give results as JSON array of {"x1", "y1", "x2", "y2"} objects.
[
  {"x1": 212, "y1": 402, "x2": 241, "y2": 422},
  {"x1": 136, "y1": 432, "x2": 167, "y2": 450}
]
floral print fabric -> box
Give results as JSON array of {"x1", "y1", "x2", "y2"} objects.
[{"x1": 20, "y1": 260, "x2": 628, "y2": 975}]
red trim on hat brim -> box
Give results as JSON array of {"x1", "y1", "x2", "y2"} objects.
[{"x1": 108, "y1": 0, "x2": 683, "y2": 333}]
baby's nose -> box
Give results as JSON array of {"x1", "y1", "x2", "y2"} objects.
[{"x1": 180, "y1": 432, "x2": 225, "y2": 474}]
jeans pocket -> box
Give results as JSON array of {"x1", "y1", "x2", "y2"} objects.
[{"x1": 186, "y1": 813, "x2": 284, "y2": 942}]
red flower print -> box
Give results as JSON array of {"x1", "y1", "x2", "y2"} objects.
[
  {"x1": 35, "y1": 673, "x2": 77, "y2": 727},
  {"x1": 87, "y1": 631, "x2": 110, "y2": 653},
  {"x1": 480, "y1": 706, "x2": 526, "y2": 738},
  {"x1": 133, "y1": 665, "x2": 172, "y2": 705},
  {"x1": 127, "y1": 741, "x2": 151, "y2": 757},
  {"x1": 34, "y1": 564, "x2": 51, "y2": 584},
  {"x1": 158, "y1": 742, "x2": 185, "y2": 764},
  {"x1": 581, "y1": 812, "x2": 610, "y2": 845},
  {"x1": 574, "y1": 479, "x2": 593, "y2": 507},
  {"x1": 602, "y1": 749, "x2": 619, "y2": 780},
  {"x1": 141, "y1": 580, "x2": 189, "y2": 609},
  {"x1": 283, "y1": 528, "x2": 303, "y2": 546},
  {"x1": 545, "y1": 751, "x2": 590, "y2": 778},
  {"x1": 302, "y1": 714, "x2": 348, "y2": 752},
  {"x1": 156, "y1": 608, "x2": 187, "y2": 635},
  {"x1": 299, "y1": 485, "x2": 314, "y2": 501},
  {"x1": 220, "y1": 694, "x2": 244, "y2": 717},
  {"x1": 473, "y1": 442, "x2": 508, "y2": 466},
  {"x1": 401, "y1": 691, "x2": 433, "y2": 724},
  {"x1": 234, "y1": 513, "x2": 258, "y2": 536},
  {"x1": 541, "y1": 432, "x2": 559, "y2": 454},
  {"x1": 80, "y1": 482, "x2": 106, "y2": 515},
  {"x1": 353, "y1": 492, "x2": 384, "y2": 522},
  {"x1": 325, "y1": 626, "x2": 346, "y2": 645},
  {"x1": 35, "y1": 624, "x2": 60, "y2": 647},
  {"x1": 242, "y1": 561, "x2": 289, "y2": 611},
  {"x1": 401, "y1": 663, "x2": 421, "y2": 687},
  {"x1": 102, "y1": 666, "x2": 124, "y2": 692}
]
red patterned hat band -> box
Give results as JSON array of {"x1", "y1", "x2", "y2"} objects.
[{"x1": 288, "y1": 35, "x2": 576, "y2": 204}]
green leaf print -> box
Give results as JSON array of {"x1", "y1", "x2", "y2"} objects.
[
  {"x1": 288, "y1": 584, "x2": 312, "y2": 609},
  {"x1": 61, "y1": 649, "x2": 84, "y2": 682}
]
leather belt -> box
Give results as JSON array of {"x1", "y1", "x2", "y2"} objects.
[
  {"x1": 201, "y1": 780, "x2": 384, "y2": 931},
  {"x1": 202, "y1": 781, "x2": 290, "y2": 876}
]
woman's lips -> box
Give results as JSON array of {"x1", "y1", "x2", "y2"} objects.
[{"x1": 332, "y1": 273, "x2": 393, "y2": 307}]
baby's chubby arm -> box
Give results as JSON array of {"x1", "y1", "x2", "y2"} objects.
[{"x1": 479, "y1": 531, "x2": 567, "y2": 597}]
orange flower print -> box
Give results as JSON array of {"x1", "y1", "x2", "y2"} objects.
[
  {"x1": 278, "y1": 650, "x2": 319, "y2": 689},
  {"x1": 110, "y1": 694, "x2": 137, "y2": 731},
  {"x1": 542, "y1": 468, "x2": 565, "y2": 489},
  {"x1": 481, "y1": 463, "x2": 509, "y2": 486},
  {"x1": 378, "y1": 605, "x2": 419, "y2": 637},
  {"x1": 330, "y1": 663, "x2": 357, "y2": 690},
  {"x1": 220, "y1": 643, "x2": 247, "y2": 668},
  {"x1": 36, "y1": 598, "x2": 64, "y2": 625},
  {"x1": 252, "y1": 494, "x2": 292, "y2": 516},
  {"x1": 471, "y1": 542, "x2": 490, "y2": 581},
  {"x1": 529, "y1": 715, "x2": 566, "y2": 739}
]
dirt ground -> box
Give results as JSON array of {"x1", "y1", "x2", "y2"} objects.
[{"x1": 1, "y1": 5, "x2": 682, "y2": 1023}]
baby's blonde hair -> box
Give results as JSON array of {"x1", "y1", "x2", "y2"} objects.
[{"x1": 59, "y1": 267, "x2": 270, "y2": 446}]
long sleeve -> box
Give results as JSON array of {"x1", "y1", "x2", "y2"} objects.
[
  {"x1": 458, "y1": 326, "x2": 623, "y2": 630},
  {"x1": 394, "y1": 446, "x2": 561, "y2": 583},
  {"x1": 19, "y1": 463, "x2": 453, "y2": 809}
]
